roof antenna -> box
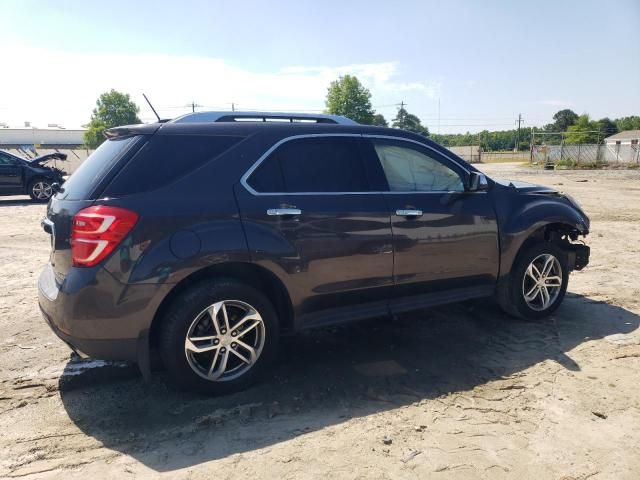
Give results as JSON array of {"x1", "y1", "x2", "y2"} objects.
[{"x1": 142, "y1": 93, "x2": 161, "y2": 122}]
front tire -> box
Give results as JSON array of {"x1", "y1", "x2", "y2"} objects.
[
  {"x1": 159, "y1": 279, "x2": 279, "y2": 394},
  {"x1": 28, "y1": 179, "x2": 54, "y2": 202},
  {"x1": 497, "y1": 242, "x2": 569, "y2": 320}
]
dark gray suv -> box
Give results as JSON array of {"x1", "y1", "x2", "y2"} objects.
[{"x1": 38, "y1": 111, "x2": 590, "y2": 393}]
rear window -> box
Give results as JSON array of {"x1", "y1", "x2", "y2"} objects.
[
  {"x1": 247, "y1": 137, "x2": 369, "y2": 193},
  {"x1": 104, "y1": 134, "x2": 244, "y2": 196},
  {"x1": 61, "y1": 136, "x2": 139, "y2": 200}
]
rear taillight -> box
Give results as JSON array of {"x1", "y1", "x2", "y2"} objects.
[{"x1": 71, "y1": 206, "x2": 139, "y2": 267}]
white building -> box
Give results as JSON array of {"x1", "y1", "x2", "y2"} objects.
[
  {"x1": 604, "y1": 130, "x2": 640, "y2": 146},
  {"x1": 0, "y1": 125, "x2": 86, "y2": 146}
]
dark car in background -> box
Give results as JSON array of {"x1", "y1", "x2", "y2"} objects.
[
  {"x1": 0, "y1": 150, "x2": 67, "y2": 201},
  {"x1": 37, "y1": 111, "x2": 590, "y2": 394}
]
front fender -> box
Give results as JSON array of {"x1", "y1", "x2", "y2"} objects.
[{"x1": 499, "y1": 198, "x2": 589, "y2": 278}]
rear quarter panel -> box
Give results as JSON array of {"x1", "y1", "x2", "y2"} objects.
[{"x1": 99, "y1": 155, "x2": 252, "y2": 286}]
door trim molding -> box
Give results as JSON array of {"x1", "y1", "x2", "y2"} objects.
[{"x1": 296, "y1": 285, "x2": 495, "y2": 330}]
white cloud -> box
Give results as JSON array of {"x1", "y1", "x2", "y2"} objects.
[{"x1": 0, "y1": 46, "x2": 439, "y2": 127}]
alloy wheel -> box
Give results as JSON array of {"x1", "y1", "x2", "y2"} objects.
[
  {"x1": 184, "y1": 300, "x2": 266, "y2": 382},
  {"x1": 32, "y1": 181, "x2": 53, "y2": 200},
  {"x1": 522, "y1": 253, "x2": 563, "y2": 311}
]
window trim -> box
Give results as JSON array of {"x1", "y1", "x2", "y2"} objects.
[{"x1": 240, "y1": 133, "x2": 475, "y2": 196}]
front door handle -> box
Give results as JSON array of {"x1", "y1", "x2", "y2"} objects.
[
  {"x1": 267, "y1": 208, "x2": 302, "y2": 216},
  {"x1": 396, "y1": 209, "x2": 423, "y2": 217}
]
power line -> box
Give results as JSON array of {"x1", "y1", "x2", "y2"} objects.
[{"x1": 427, "y1": 123, "x2": 518, "y2": 127}]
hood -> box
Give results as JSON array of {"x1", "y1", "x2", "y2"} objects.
[
  {"x1": 493, "y1": 178, "x2": 559, "y2": 194},
  {"x1": 29, "y1": 152, "x2": 67, "y2": 166}
]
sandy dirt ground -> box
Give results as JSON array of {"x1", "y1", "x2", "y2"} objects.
[{"x1": 0, "y1": 163, "x2": 639, "y2": 479}]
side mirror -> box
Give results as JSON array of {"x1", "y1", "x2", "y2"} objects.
[
  {"x1": 467, "y1": 172, "x2": 489, "y2": 192},
  {"x1": 51, "y1": 182, "x2": 63, "y2": 194}
]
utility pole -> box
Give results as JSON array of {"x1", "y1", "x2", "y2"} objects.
[
  {"x1": 398, "y1": 101, "x2": 406, "y2": 128},
  {"x1": 438, "y1": 98, "x2": 441, "y2": 135},
  {"x1": 187, "y1": 101, "x2": 202, "y2": 113},
  {"x1": 515, "y1": 113, "x2": 524, "y2": 151},
  {"x1": 530, "y1": 128, "x2": 535, "y2": 164},
  {"x1": 231, "y1": 102, "x2": 235, "y2": 112}
]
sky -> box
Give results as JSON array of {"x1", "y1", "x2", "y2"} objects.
[{"x1": 0, "y1": 0, "x2": 638, "y2": 133}]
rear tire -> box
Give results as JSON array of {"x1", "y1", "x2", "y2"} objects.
[
  {"x1": 497, "y1": 242, "x2": 569, "y2": 320},
  {"x1": 159, "y1": 278, "x2": 279, "y2": 394}
]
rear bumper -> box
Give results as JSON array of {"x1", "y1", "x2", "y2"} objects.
[
  {"x1": 38, "y1": 263, "x2": 170, "y2": 362},
  {"x1": 39, "y1": 304, "x2": 138, "y2": 360}
]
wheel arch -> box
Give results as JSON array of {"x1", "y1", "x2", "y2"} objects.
[
  {"x1": 501, "y1": 220, "x2": 587, "y2": 278},
  {"x1": 148, "y1": 261, "x2": 294, "y2": 353},
  {"x1": 27, "y1": 174, "x2": 55, "y2": 185}
]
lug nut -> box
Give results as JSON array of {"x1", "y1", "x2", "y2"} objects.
[
  {"x1": 231, "y1": 331, "x2": 237, "y2": 337},
  {"x1": 221, "y1": 329, "x2": 227, "y2": 334},
  {"x1": 214, "y1": 339, "x2": 220, "y2": 345},
  {"x1": 221, "y1": 347, "x2": 226, "y2": 352},
  {"x1": 231, "y1": 343, "x2": 237, "y2": 348}
]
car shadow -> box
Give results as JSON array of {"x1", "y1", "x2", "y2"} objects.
[
  {"x1": 59, "y1": 293, "x2": 639, "y2": 472},
  {"x1": 0, "y1": 196, "x2": 36, "y2": 206}
]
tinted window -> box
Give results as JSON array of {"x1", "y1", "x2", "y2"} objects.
[
  {"x1": 249, "y1": 151, "x2": 285, "y2": 192},
  {"x1": 105, "y1": 134, "x2": 244, "y2": 196},
  {"x1": 0, "y1": 153, "x2": 18, "y2": 166},
  {"x1": 62, "y1": 136, "x2": 138, "y2": 200},
  {"x1": 248, "y1": 137, "x2": 368, "y2": 193},
  {"x1": 373, "y1": 141, "x2": 464, "y2": 192}
]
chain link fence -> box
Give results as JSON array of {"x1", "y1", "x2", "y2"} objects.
[{"x1": 532, "y1": 144, "x2": 640, "y2": 166}]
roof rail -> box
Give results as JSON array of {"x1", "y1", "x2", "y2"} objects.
[{"x1": 170, "y1": 111, "x2": 357, "y2": 125}]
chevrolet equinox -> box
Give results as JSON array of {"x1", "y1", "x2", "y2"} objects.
[{"x1": 38, "y1": 111, "x2": 590, "y2": 393}]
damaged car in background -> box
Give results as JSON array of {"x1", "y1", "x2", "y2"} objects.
[{"x1": 0, "y1": 150, "x2": 67, "y2": 201}]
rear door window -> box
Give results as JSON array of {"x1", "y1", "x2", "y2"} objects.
[
  {"x1": 105, "y1": 134, "x2": 244, "y2": 196},
  {"x1": 61, "y1": 136, "x2": 139, "y2": 200},
  {"x1": 247, "y1": 136, "x2": 369, "y2": 193}
]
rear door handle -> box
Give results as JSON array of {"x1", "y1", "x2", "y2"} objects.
[
  {"x1": 396, "y1": 209, "x2": 423, "y2": 217},
  {"x1": 267, "y1": 208, "x2": 302, "y2": 216}
]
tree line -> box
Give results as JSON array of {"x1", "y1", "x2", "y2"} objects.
[
  {"x1": 84, "y1": 79, "x2": 639, "y2": 150},
  {"x1": 430, "y1": 111, "x2": 640, "y2": 151},
  {"x1": 324, "y1": 77, "x2": 640, "y2": 150}
]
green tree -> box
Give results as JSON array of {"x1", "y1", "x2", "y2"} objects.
[
  {"x1": 596, "y1": 117, "x2": 618, "y2": 140},
  {"x1": 371, "y1": 113, "x2": 388, "y2": 127},
  {"x1": 615, "y1": 116, "x2": 640, "y2": 131},
  {"x1": 84, "y1": 89, "x2": 141, "y2": 148},
  {"x1": 565, "y1": 114, "x2": 599, "y2": 144},
  {"x1": 429, "y1": 113, "x2": 639, "y2": 151},
  {"x1": 83, "y1": 120, "x2": 109, "y2": 149},
  {"x1": 551, "y1": 109, "x2": 578, "y2": 132},
  {"x1": 325, "y1": 75, "x2": 375, "y2": 125},
  {"x1": 392, "y1": 106, "x2": 429, "y2": 137}
]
